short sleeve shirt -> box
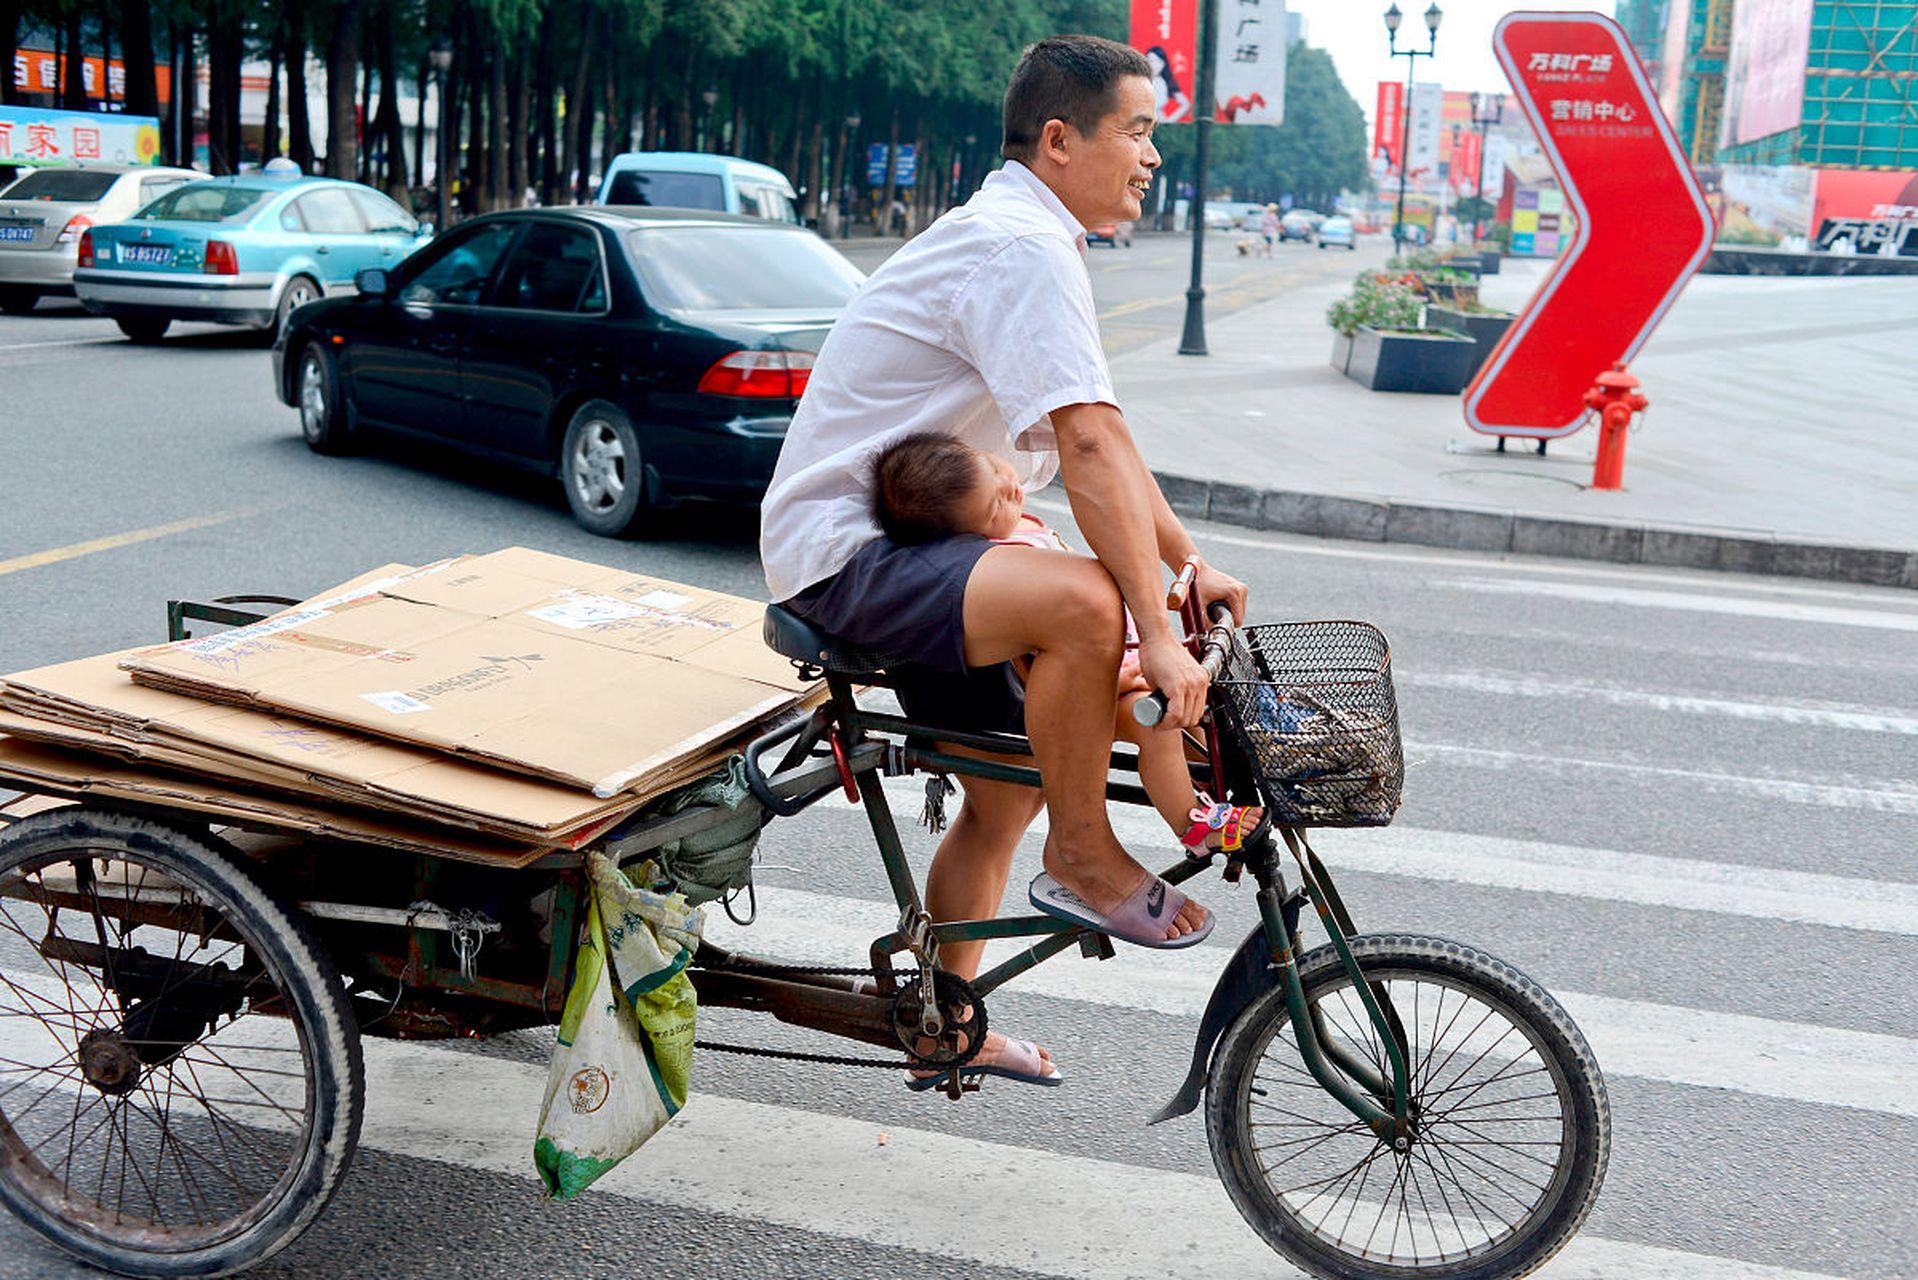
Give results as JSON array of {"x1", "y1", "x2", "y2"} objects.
[{"x1": 758, "y1": 161, "x2": 1116, "y2": 601}]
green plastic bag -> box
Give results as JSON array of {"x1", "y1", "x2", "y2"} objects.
[{"x1": 533, "y1": 853, "x2": 700, "y2": 1199}]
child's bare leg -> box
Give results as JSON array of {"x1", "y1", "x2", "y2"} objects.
[{"x1": 1116, "y1": 690, "x2": 1200, "y2": 835}]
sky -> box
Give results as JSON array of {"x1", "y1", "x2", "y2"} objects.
[{"x1": 1297, "y1": 0, "x2": 1620, "y2": 132}]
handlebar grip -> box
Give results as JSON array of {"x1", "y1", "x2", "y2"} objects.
[
  {"x1": 1134, "y1": 691, "x2": 1169, "y2": 728},
  {"x1": 1130, "y1": 603, "x2": 1238, "y2": 727}
]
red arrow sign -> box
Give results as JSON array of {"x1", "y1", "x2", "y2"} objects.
[{"x1": 1463, "y1": 12, "x2": 1715, "y2": 438}]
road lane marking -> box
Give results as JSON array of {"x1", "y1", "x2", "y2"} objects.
[
  {"x1": 708, "y1": 882, "x2": 1918, "y2": 1119},
  {"x1": 1401, "y1": 669, "x2": 1918, "y2": 735},
  {"x1": 0, "y1": 511, "x2": 256, "y2": 578},
  {"x1": 1434, "y1": 578, "x2": 1918, "y2": 631},
  {"x1": 1409, "y1": 742, "x2": 1918, "y2": 815},
  {"x1": 0, "y1": 335, "x2": 122, "y2": 353}
]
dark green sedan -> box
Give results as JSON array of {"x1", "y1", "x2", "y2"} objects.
[{"x1": 272, "y1": 206, "x2": 863, "y2": 536}]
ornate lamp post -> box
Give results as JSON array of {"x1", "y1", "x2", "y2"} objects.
[
  {"x1": 1468, "y1": 90, "x2": 1504, "y2": 245},
  {"x1": 1385, "y1": 3, "x2": 1442, "y2": 255},
  {"x1": 428, "y1": 39, "x2": 453, "y2": 232}
]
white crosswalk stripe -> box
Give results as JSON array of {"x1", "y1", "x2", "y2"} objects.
[{"x1": 1431, "y1": 577, "x2": 1918, "y2": 632}]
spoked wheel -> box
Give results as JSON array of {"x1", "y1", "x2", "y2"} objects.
[
  {"x1": 1206, "y1": 935, "x2": 1609, "y2": 1280},
  {"x1": 0, "y1": 808, "x2": 363, "y2": 1278}
]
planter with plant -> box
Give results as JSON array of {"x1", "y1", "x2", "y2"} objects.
[
  {"x1": 1326, "y1": 273, "x2": 1477, "y2": 394},
  {"x1": 1426, "y1": 300, "x2": 1517, "y2": 379}
]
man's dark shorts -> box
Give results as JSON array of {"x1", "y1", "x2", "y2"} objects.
[{"x1": 784, "y1": 535, "x2": 1025, "y2": 735}]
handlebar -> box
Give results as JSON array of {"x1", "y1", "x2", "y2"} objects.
[{"x1": 1132, "y1": 599, "x2": 1236, "y2": 728}]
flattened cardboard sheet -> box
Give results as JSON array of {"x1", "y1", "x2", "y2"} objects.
[{"x1": 119, "y1": 549, "x2": 820, "y2": 796}]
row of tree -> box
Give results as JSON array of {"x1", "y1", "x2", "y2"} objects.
[{"x1": 2, "y1": 1, "x2": 1369, "y2": 226}]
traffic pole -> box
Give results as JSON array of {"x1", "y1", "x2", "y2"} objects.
[{"x1": 1178, "y1": 0, "x2": 1217, "y2": 356}]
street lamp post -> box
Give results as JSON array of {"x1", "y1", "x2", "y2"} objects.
[
  {"x1": 1384, "y1": 3, "x2": 1442, "y2": 256},
  {"x1": 1468, "y1": 90, "x2": 1504, "y2": 245},
  {"x1": 428, "y1": 40, "x2": 453, "y2": 233},
  {"x1": 1177, "y1": 0, "x2": 1219, "y2": 356}
]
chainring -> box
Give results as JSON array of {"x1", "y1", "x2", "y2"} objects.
[{"x1": 892, "y1": 969, "x2": 986, "y2": 1070}]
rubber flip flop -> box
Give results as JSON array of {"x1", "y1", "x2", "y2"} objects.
[
  {"x1": 906, "y1": 1036, "x2": 1064, "y2": 1091},
  {"x1": 1028, "y1": 871, "x2": 1215, "y2": 950}
]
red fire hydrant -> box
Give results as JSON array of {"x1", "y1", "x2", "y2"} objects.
[{"x1": 1582, "y1": 363, "x2": 1649, "y2": 491}]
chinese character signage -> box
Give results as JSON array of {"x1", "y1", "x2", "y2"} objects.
[
  {"x1": 1463, "y1": 13, "x2": 1714, "y2": 438},
  {"x1": 1405, "y1": 82, "x2": 1442, "y2": 176},
  {"x1": 1130, "y1": 0, "x2": 1286, "y2": 126},
  {"x1": 0, "y1": 105, "x2": 161, "y2": 168}
]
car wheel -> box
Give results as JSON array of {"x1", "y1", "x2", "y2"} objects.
[
  {"x1": 115, "y1": 317, "x2": 170, "y2": 344},
  {"x1": 0, "y1": 287, "x2": 37, "y2": 315},
  {"x1": 560, "y1": 399, "x2": 650, "y2": 538},
  {"x1": 296, "y1": 341, "x2": 353, "y2": 455},
  {"x1": 274, "y1": 276, "x2": 321, "y2": 338}
]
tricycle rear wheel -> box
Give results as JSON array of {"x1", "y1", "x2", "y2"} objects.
[
  {"x1": 1205, "y1": 934, "x2": 1609, "y2": 1280},
  {"x1": 0, "y1": 807, "x2": 363, "y2": 1278}
]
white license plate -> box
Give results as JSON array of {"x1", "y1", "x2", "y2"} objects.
[
  {"x1": 120, "y1": 244, "x2": 173, "y2": 264},
  {"x1": 0, "y1": 226, "x2": 35, "y2": 242}
]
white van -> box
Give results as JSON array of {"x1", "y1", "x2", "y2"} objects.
[{"x1": 596, "y1": 152, "x2": 800, "y2": 224}]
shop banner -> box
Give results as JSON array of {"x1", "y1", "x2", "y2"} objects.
[
  {"x1": 0, "y1": 105, "x2": 162, "y2": 168},
  {"x1": 1465, "y1": 12, "x2": 1714, "y2": 438},
  {"x1": 1810, "y1": 169, "x2": 1918, "y2": 256},
  {"x1": 1406, "y1": 83, "x2": 1443, "y2": 178},
  {"x1": 1723, "y1": 0, "x2": 1814, "y2": 149},
  {"x1": 1453, "y1": 130, "x2": 1483, "y2": 193},
  {"x1": 1374, "y1": 82, "x2": 1404, "y2": 172},
  {"x1": 1213, "y1": 0, "x2": 1286, "y2": 124},
  {"x1": 1131, "y1": 0, "x2": 1199, "y2": 124}
]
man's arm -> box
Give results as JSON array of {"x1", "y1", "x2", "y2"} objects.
[
  {"x1": 1050, "y1": 401, "x2": 1210, "y2": 728},
  {"x1": 1148, "y1": 479, "x2": 1250, "y2": 625}
]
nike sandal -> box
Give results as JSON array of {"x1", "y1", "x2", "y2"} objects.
[{"x1": 1028, "y1": 871, "x2": 1215, "y2": 950}]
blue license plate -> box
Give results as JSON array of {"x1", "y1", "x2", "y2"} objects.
[
  {"x1": 120, "y1": 244, "x2": 173, "y2": 265},
  {"x1": 0, "y1": 226, "x2": 35, "y2": 242}
]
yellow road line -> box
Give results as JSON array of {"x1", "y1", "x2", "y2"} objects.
[{"x1": 0, "y1": 510, "x2": 255, "y2": 578}]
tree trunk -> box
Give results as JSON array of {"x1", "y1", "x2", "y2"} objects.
[
  {"x1": 0, "y1": 1, "x2": 22, "y2": 107},
  {"x1": 464, "y1": 10, "x2": 485, "y2": 212},
  {"x1": 263, "y1": 17, "x2": 283, "y2": 163},
  {"x1": 509, "y1": 44, "x2": 529, "y2": 205},
  {"x1": 801, "y1": 112, "x2": 824, "y2": 222},
  {"x1": 325, "y1": 0, "x2": 362, "y2": 178},
  {"x1": 487, "y1": 26, "x2": 507, "y2": 209},
  {"x1": 208, "y1": 7, "x2": 244, "y2": 173},
  {"x1": 287, "y1": 20, "x2": 315, "y2": 174},
  {"x1": 642, "y1": 40, "x2": 658, "y2": 151},
  {"x1": 876, "y1": 106, "x2": 899, "y2": 235},
  {"x1": 119, "y1": 0, "x2": 159, "y2": 119},
  {"x1": 356, "y1": 20, "x2": 375, "y2": 181},
  {"x1": 535, "y1": 18, "x2": 559, "y2": 204},
  {"x1": 373, "y1": 2, "x2": 404, "y2": 193},
  {"x1": 563, "y1": 5, "x2": 596, "y2": 202},
  {"x1": 413, "y1": 51, "x2": 428, "y2": 189},
  {"x1": 59, "y1": 9, "x2": 84, "y2": 110}
]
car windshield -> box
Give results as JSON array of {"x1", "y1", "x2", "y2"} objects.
[
  {"x1": 606, "y1": 169, "x2": 726, "y2": 211},
  {"x1": 134, "y1": 184, "x2": 272, "y2": 223},
  {"x1": 627, "y1": 226, "x2": 862, "y2": 313},
  {"x1": 2, "y1": 169, "x2": 119, "y2": 201}
]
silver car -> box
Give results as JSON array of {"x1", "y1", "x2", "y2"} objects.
[{"x1": 0, "y1": 163, "x2": 202, "y2": 314}]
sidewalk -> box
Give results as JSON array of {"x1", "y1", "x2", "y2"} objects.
[{"x1": 1111, "y1": 252, "x2": 1918, "y2": 589}]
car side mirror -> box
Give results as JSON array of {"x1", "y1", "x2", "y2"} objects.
[
  {"x1": 354, "y1": 267, "x2": 392, "y2": 298},
  {"x1": 414, "y1": 222, "x2": 433, "y2": 238}
]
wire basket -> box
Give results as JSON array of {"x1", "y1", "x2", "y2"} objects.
[{"x1": 1214, "y1": 621, "x2": 1404, "y2": 828}]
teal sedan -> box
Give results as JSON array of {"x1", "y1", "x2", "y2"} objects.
[{"x1": 72, "y1": 175, "x2": 431, "y2": 343}]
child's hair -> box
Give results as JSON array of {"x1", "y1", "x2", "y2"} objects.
[{"x1": 870, "y1": 432, "x2": 984, "y2": 545}]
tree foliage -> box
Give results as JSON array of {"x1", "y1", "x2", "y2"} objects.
[{"x1": 5, "y1": 1, "x2": 1365, "y2": 225}]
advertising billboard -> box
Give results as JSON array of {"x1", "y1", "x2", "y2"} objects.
[
  {"x1": 1130, "y1": 0, "x2": 1199, "y2": 124},
  {"x1": 1406, "y1": 82, "x2": 1443, "y2": 178},
  {"x1": 1374, "y1": 82, "x2": 1403, "y2": 171},
  {"x1": 1723, "y1": 0, "x2": 1814, "y2": 148},
  {"x1": 1212, "y1": 0, "x2": 1286, "y2": 125},
  {"x1": 0, "y1": 105, "x2": 162, "y2": 167}
]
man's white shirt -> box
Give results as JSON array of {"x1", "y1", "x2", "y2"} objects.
[{"x1": 758, "y1": 160, "x2": 1118, "y2": 602}]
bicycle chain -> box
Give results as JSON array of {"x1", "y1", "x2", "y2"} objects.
[{"x1": 694, "y1": 959, "x2": 978, "y2": 1072}]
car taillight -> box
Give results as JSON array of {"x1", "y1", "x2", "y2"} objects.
[
  {"x1": 55, "y1": 214, "x2": 92, "y2": 245},
  {"x1": 696, "y1": 350, "x2": 816, "y2": 399},
  {"x1": 203, "y1": 240, "x2": 239, "y2": 275},
  {"x1": 76, "y1": 230, "x2": 94, "y2": 268}
]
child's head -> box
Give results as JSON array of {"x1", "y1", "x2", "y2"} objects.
[{"x1": 870, "y1": 432, "x2": 1025, "y2": 544}]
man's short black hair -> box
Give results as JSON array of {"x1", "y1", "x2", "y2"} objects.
[
  {"x1": 870, "y1": 432, "x2": 982, "y2": 546},
  {"x1": 1002, "y1": 35, "x2": 1152, "y2": 164}
]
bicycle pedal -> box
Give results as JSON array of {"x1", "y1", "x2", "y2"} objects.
[
  {"x1": 1223, "y1": 857, "x2": 1244, "y2": 884},
  {"x1": 939, "y1": 1071, "x2": 980, "y2": 1101}
]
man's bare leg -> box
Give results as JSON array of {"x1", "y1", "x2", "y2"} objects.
[{"x1": 961, "y1": 546, "x2": 1207, "y2": 940}]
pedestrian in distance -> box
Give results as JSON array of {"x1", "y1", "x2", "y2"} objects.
[
  {"x1": 760, "y1": 33, "x2": 1248, "y2": 1089},
  {"x1": 1259, "y1": 203, "x2": 1279, "y2": 256}
]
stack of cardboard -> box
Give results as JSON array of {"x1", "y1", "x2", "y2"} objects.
[{"x1": 0, "y1": 549, "x2": 820, "y2": 867}]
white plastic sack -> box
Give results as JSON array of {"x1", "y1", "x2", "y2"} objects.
[{"x1": 533, "y1": 855, "x2": 700, "y2": 1199}]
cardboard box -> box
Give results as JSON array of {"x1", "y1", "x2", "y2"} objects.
[{"x1": 121, "y1": 549, "x2": 817, "y2": 796}]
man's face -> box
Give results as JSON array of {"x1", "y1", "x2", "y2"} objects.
[{"x1": 1058, "y1": 75, "x2": 1161, "y2": 228}]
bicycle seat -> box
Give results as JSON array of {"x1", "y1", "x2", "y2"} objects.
[{"x1": 761, "y1": 605, "x2": 890, "y2": 676}]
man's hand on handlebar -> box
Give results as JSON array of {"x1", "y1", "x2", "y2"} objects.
[
  {"x1": 1136, "y1": 632, "x2": 1208, "y2": 730},
  {"x1": 1193, "y1": 560, "x2": 1249, "y2": 627}
]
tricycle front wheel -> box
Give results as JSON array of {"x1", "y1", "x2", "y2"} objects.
[
  {"x1": 0, "y1": 808, "x2": 364, "y2": 1278},
  {"x1": 1205, "y1": 934, "x2": 1609, "y2": 1280}
]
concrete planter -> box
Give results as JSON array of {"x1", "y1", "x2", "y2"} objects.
[
  {"x1": 1330, "y1": 330, "x2": 1353, "y2": 374},
  {"x1": 1426, "y1": 305, "x2": 1516, "y2": 380},
  {"x1": 1345, "y1": 325, "x2": 1476, "y2": 394}
]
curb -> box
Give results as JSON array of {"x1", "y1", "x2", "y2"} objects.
[{"x1": 1154, "y1": 473, "x2": 1918, "y2": 591}]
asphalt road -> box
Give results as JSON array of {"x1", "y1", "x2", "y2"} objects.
[{"x1": 0, "y1": 230, "x2": 1913, "y2": 1280}]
